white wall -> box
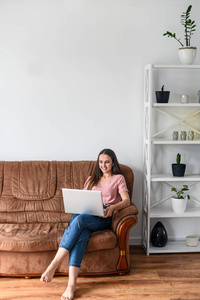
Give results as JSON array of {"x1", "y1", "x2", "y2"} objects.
[{"x1": 0, "y1": 0, "x2": 200, "y2": 244}]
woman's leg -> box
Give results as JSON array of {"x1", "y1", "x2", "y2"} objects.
[
  {"x1": 60, "y1": 228, "x2": 91, "y2": 300},
  {"x1": 40, "y1": 214, "x2": 79, "y2": 283},
  {"x1": 59, "y1": 216, "x2": 111, "y2": 299},
  {"x1": 61, "y1": 266, "x2": 79, "y2": 300},
  {"x1": 41, "y1": 214, "x2": 111, "y2": 284},
  {"x1": 60, "y1": 214, "x2": 112, "y2": 252},
  {"x1": 40, "y1": 247, "x2": 68, "y2": 283},
  {"x1": 68, "y1": 228, "x2": 91, "y2": 268},
  {"x1": 59, "y1": 214, "x2": 111, "y2": 300}
]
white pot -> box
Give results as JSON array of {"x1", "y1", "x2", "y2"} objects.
[
  {"x1": 171, "y1": 197, "x2": 187, "y2": 213},
  {"x1": 186, "y1": 235, "x2": 199, "y2": 247},
  {"x1": 178, "y1": 47, "x2": 197, "y2": 65}
]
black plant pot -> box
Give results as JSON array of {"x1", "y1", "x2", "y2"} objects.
[
  {"x1": 172, "y1": 163, "x2": 186, "y2": 177},
  {"x1": 155, "y1": 91, "x2": 170, "y2": 103},
  {"x1": 151, "y1": 221, "x2": 168, "y2": 247}
]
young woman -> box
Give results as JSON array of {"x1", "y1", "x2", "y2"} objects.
[{"x1": 40, "y1": 149, "x2": 130, "y2": 300}]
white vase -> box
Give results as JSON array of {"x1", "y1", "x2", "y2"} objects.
[
  {"x1": 171, "y1": 197, "x2": 187, "y2": 213},
  {"x1": 178, "y1": 47, "x2": 197, "y2": 65}
]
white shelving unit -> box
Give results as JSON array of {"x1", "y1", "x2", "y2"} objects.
[{"x1": 143, "y1": 64, "x2": 200, "y2": 255}]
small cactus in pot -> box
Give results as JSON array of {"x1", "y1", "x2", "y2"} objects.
[
  {"x1": 172, "y1": 153, "x2": 186, "y2": 177},
  {"x1": 155, "y1": 85, "x2": 170, "y2": 103}
]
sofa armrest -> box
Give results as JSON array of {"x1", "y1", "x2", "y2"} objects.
[
  {"x1": 111, "y1": 203, "x2": 138, "y2": 271},
  {"x1": 112, "y1": 202, "x2": 138, "y2": 234}
]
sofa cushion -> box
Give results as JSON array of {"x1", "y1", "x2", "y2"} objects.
[
  {"x1": 12, "y1": 161, "x2": 57, "y2": 200},
  {"x1": 0, "y1": 223, "x2": 117, "y2": 253},
  {"x1": 0, "y1": 223, "x2": 59, "y2": 252},
  {"x1": 0, "y1": 223, "x2": 58, "y2": 252},
  {"x1": 86, "y1": 230, "x2": 117, "y2": 252}
]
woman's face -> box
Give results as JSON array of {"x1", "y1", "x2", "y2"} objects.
[{"x1": 98, "y1": 154, "x2": 113, "y2": 176}]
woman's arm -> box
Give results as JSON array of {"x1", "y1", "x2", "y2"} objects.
[{"x1": 104, "y1": 191, "x2": 130, "y2": 218}]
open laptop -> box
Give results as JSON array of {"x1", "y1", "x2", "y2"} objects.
[{"x1": 62, "y1": 188, "x2": 105, "y2": 217}]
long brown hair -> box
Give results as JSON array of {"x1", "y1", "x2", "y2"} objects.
[{"x1": 88, "y1": 149, "x2": 123, "y2": 190}]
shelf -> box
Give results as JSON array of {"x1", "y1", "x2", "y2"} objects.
[
  {"x1": 151, "y1": 174, "x2": 200, "y2": 181},
  {"x1": 152, "y1": 139, "x2": 200, "y2": 145},
  {"x1": 143, "y1": 64, "x2": 200, "y2": 255},
  {"x1": 150, "y1": 207, "x2": 200, "y2": 218},
  {"x1": 152, "y1": 64, "x2": 200, "y2": 69},
  {"x1": 149, "y1": 241, "x2": 200, "y2": 254},
  {"x1": 153, "y1": 103, "x2": 200, "y2": 107}
]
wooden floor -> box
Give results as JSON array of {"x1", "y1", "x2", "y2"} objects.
[{"x1": 0, "y1": 246, "x2": 200, "y2": 300}]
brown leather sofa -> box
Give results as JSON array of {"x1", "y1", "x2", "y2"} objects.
[{"x1": 0, "y1": 161, "x2": 138, "y2": 278}]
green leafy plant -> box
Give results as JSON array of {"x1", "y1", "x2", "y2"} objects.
[
  {"x1": 163, "y1": 5, "x2": 196, "y2": 47},
  {"x1": 171, "y1": 185, "x2": 190, "y2": 200},
  {"x1": 161, "y1": 85, "x2": 164, "y2": 92}
]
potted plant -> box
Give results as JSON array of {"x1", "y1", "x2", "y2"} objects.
[
  {"x1": 155, "y1": 85, "x2": 170, "y2": 103},
  {"x1": 163, "y1": 5, "x2": 197, "y2": 64},
  {"x1": 171, "y1": 184, "x2": 190, "y2": 213},
  {"x1": 172, "y1": 153, "x2": 186, "y2": 177}
]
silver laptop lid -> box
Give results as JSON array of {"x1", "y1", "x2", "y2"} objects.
[{"x1": 62, "y1": 188, "x2": 105, "y2": 217}]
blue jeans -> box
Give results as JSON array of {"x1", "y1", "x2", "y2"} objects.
[{"x1": 59, "y1": 213, "x2": 112, "y2": 268}]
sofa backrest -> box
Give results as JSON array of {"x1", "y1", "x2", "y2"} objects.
[{"x1": 0, "y1": 161, "x2": 134, "y2": 224}]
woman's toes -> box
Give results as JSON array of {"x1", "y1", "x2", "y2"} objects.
[
  {"x1": 61, "y1": 285, "x2": 75, "y2": 300},
  {"x1": 40, "y1": 274, "x2": 48, "y2": 283}
]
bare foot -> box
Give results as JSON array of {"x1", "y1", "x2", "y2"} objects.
[
  {"x1": 40, "y1": 263, "x2": 57, "y2": 283},
  {"x1": 61, "y1": 285, "x2": 76, "y2": 300}
]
